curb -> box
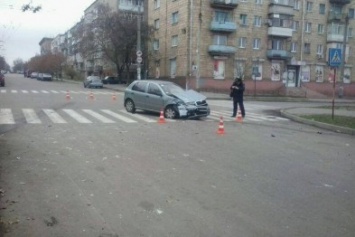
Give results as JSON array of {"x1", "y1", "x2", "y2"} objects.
[{"x1": 281, "y1": 109, "x2": 355, "y2": 136}]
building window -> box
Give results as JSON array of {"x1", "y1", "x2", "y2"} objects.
[
  {"x1": 239, "y1": 37, "x2": 247, "y2": 48},
  {"x1": 253, "y1": 38, "x2": 261, "y2": 49},
  {"x1": 272, "y1": 40, "x2": 283, "y2": 50},
  {"x1": 305, "y1": 22, "x2": 312, "y2": 33},
  {"x1": 171, "y1": 35, "x2": 178, "y2": 46},
  {"x1": 294, "y1": 0, "x2": 300, "y2": 10},
  {"x1": 170, "y1": 58, "x2": 176, "y2": 78},
  {"x1": 254, "y1": 16, "x2": 262, "y2": 27},
  {"x1": 348, "y1": 27, "x2": 353, "y2": 38},
  {"x1": 317, "y1": 44, "x2": 323, "y2": 55},
  {"x1": 291, "y1": 42, "x2": 298, "y2": 52},
  {"x1": 304, "y1": 43, "x2": 311, "y2": 54},
  {"x1": 318, "y1": 24, "x2": 324, "y2": 34},
  {"x1": 215, "y1": 11, "x2": 230, "y2": 23},
  {"x1": 292, "y1": 21, "x2": 299, "y2": 31},
  {"x1": 306, "y1": 1, "x2": 313, "y2": 12},
  {"x1": 213, "y1": 34, "x2": 228, "y2": 45},
  {"x1": 154, "y1": 19, "x2": 160, "y2": 30},
  {"x1": 349, "y1": 8, "x2": 355, "y2": 19},
  {"x1": 172, "y1": 11, "x2": 179, "y2": 25},
  {"x1": 255, "y1": 0, "x2": 262, "y2": 5},
  {"x1": 240, "y1": 14, "x2": 248, "y2": 26},
  {"x1": 153, "y1": 39, "x2": 159, "y2": 50},
  {"x1": 319, "y1": 4, "x2": 325, "y2": 14},
  {"x1": 213, "y1": 60, "x2": 225, "y2": 80},
  {"x1": 154, "y1": 0, "x2": 160, "y2": 9}
]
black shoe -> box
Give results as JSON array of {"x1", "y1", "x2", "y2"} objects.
[
  {"x1": 231, "y1": 115, "x2": 236, "y2": 117},
  {"x1": 242, "y1": 115, "x2": 245, "y2": 118}
]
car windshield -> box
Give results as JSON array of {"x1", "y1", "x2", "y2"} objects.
[
  {"x1": 159, "y1": 83, "x2": 185, "y2": 96},
  {"x1": 92, "y1": 78, "x2": 101, "y2": 82}
]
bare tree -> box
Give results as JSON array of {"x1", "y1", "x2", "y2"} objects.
[
  {"x1": 75, "y1": 4, "x2": 153, "y2": 82},
  {"x1": 27, "y1": 53, "x2": 65, "y2": 76},
  {"x1": 21, "y1": 3, "x2": 41, "y2": 13}
]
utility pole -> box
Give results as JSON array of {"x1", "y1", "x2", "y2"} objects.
[
  {"x1": 137, "y1": 1, "x2": 142, "y2": 80},
  {"x1": 340, "y1": 15, "x2": 349, "y2": 83}
]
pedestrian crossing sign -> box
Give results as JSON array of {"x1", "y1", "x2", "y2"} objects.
[{"x1": 328, "y1": 48, "x2": 342, "y2": 67}]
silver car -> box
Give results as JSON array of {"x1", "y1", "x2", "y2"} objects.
[
  {"x1": 124, "y1": 80, "x2": 210, "y2": 119},
  {"x1": 83, "y1": 76, "x2": 103, "y2": 88}
]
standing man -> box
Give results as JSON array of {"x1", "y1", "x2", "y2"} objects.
[{"x1": 230, "y1": 78, "x2": 245, "y2": 118}]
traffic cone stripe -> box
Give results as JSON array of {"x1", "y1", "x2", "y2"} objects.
[
  {"x1": 158, "y1": 110, "x2": 166, "y2": 124},
  {"x1": 216, "y1": 116, "x2": 225, "y2": 135},
  {"x1": 236, "y1": 110, "x2": 243, "y2": 123}
]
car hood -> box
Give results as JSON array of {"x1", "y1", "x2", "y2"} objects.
[{"x1": 171, "y1": 90, "x2": 206, "y2": 103}]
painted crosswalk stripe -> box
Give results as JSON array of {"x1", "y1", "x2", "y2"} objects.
[
  {"x1": 0, "y1": 109, "x2": 15, "y2": 124},
  {"x1": 31, "y1": 90, "x2": 39, "y2": 93},
  {"x1": 11, "y1": 90, "x2": 18, "y2": 93},
  {"x1": 43, "y1": 109, "x2": 67, "y2": 123},
  {"x1": 120, "y1": 110, "x2": 157, "y2": 123},
  {"x1": 0, "y1": 90, "x2": 6, "y2": 93},
  {"x1": 60, "y1": 90, "x2": 67, "y2": 93},
  {"x1": 82, "y1": 109, "x2": 115, "y2": 123},
  {"x1": 101, "y1": 110, "x2": 137, "y2": 123},
  {"x1": 62, "y1": 109, "x2": 92, "y2": 123},
  {"x1": 50, "y1": 90, "x2": 59, "y2": 94},
  {"x1": 22, "y1": 90, "x2": 29, "y2": 93},
  {"x1": 22, "y1": 109, "x2": 41, "y2": 124},
  {"x1": 41, "y1": 90, "x2": 49, "y2": 94}
]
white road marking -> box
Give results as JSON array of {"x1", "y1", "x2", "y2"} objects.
[
  {"x1": 62, "y1": 109, "x2": 92, "y2": 123},
  {"x1": 101, "y1": 110, "x2": 137, "y2": 123},
  {"x1": 22, "y1": 109, "x2": 41, "y2": 124},
  {"x1": 11, "y1": 90, "x2": 18, "y2": 93},
  {"x1": 82, "y1": 109, "x2": 115, "y2": 123},
  {"x1": 31, "y1": 90, "x2": 39, "y2": 93},
  {"x1": 120, "y1": 110, "x2": 157, "y2": 123},
  {"x1": 42, "y1": 109, "x2": 67, "y2": 123},
  {"x1": 22, "y1": 90, "x2": 29, "y2": 93},
  {"x1": 41, "y1": 90, "x2": 49, "y2": 94},
  {"x1": 0, "y1": 90, "x2": 6, "y2": 93},
  {"x1": 0, "y1": 109, "x2": 15, "y2": 124},
  {"x1": 50, "y1": 90, "x2": 59, "y2": 94}
]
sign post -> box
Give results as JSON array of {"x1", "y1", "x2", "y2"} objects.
[{"x1": 328, "y1": 48, "x2": 342, "y2": 120}]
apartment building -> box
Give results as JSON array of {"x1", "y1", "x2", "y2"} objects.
[{"x1": 148, "y1": 0, "x2": 355, "y2": 96}]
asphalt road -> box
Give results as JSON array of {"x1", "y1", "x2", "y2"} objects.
[{"x1": 0, "y1": 74, "x2": 354, "y2": 237}]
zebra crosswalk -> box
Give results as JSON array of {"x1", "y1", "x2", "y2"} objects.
[
  {"x1": 0, "y1": 89, "x2": 118, "y2": 95},
  {"x1": 0, "y1": 108, "x2": 289, "y2": 125}
]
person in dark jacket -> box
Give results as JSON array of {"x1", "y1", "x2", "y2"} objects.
[{"x1": 230, "y1": 78, "x2": 245, "y2": 117}]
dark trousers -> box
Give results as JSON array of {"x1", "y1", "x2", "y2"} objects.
[{"x1": 232, "y1": 97, "x2": 245, "y2": 117}]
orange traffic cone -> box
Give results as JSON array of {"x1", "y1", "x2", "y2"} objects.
[
  {"x1": 66, "y1": 90, "x2": 71, "y2": 101},
  {"x1": 216, "y1": 116, "x2": 225, "y2": 135},
  {"x1": 158, "y1": 110, "x2": 166, "y2": 124},
  {"x1": 112, "y1": 93, "x2": 117, "y2": 101},
  {"x1": 236, "y1": 110, "x2": 243, "y2": 123},
  {"x1": 89, "y1": 91, "x2": 94, "y2": 101}
]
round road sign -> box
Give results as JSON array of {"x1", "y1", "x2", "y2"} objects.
[
  {"x1": 136, "y1": 50, "x2": 142, "y2": 57},
  {"x1": 137, "y1": 57, "x2": 143, "y2": 63}
]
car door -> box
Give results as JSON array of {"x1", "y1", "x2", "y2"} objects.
[
  {"x1": 130, "y1": 81, "x2": 148, "y2": 109},
  {"x1": 145, "y1": 82, "x2": 164, "y2": 112}
]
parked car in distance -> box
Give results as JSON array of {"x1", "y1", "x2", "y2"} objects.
[
  {"x1": 102, "y1": 76, "x2": 127, "y2": 84},
  {"x1": 30, "y1": 72, "x2": 38, "y2": 79},
  {"x1": 124, "y1": 80, "x2": 210, "y2": 119},
  {"x1": 37, "y1": 73, "x2": 53, "y2": 81},
  {"x1": 0, "y1": 73, "x2": 5, "y2": 87},
  {"x1": 83, "y1": 76, "x2": 103, "y2": 88}
]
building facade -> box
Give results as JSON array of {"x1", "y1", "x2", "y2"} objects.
[{"x1": 147, "y1": 0, "x2": 355, "y2": 96}]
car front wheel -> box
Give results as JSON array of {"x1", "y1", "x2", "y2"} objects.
[
  {"x1": 125, "y1": 99, "x2": 136, "y2": 113},
  {"x1": 164, "y1": 105, "x2": 179, "y2": 119}
]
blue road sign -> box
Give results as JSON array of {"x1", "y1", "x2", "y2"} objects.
[{"x1": 328, "y1": 48, "x2": 342, "y2": 67}]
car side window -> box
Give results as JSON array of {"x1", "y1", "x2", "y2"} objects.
[
  {"x1": 132, "y1": 82, "x2": 147, "y2": 92},
  {"x1": 147, "y1": 83, "x2": 162, "y2": 96}
]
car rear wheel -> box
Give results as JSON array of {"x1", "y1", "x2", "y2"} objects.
[
  {"x1": 164, "y1": 105, "x2": 179, "y2": 119},
  {"x1": 125, "y1": 99, "x2": 136, "y2": 113}
]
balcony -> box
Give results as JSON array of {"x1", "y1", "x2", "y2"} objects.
[
  {"x1": 266, "y1": 49, "x2": 292, "y2": 60},
  {"x1": 208, "y1": 45, "x2": 236, "y2": 56},
  {"x1": 268, "y1": 27, "x2": 293, "y2": 37},
  {"x1": 210, "y1": 20, "x2": 237, "y2": 33},
  {"x1": 210, "y1": 0, "x2": 238, "y2": 9},
  {"x1": 328, "y1": 12, "x2": 345, "y2": 22},
  {"x1": 268, "y1": 5, "x2": 294, "y2": 16},
  {"x1": 327, "y1": 33, "x2": 345, "y2": 42},
  {"x1": 329, "y1": 0, "x2": 351, "y2": 4}
]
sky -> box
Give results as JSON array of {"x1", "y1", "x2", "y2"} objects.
[{"x1": 0, "y1": 0, "x2": 95, "y2": 67}]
